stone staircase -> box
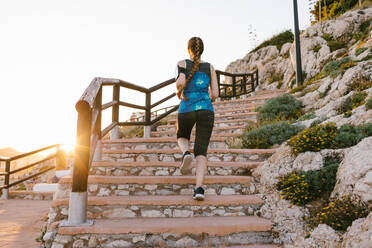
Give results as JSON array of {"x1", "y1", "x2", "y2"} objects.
[{"x1": 45, "y1": 89, "x2": 285, "y2": 248}]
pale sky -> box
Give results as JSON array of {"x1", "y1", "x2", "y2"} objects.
[{"x1": 0, "y1": 0, "x2": 311, "y2": 152}]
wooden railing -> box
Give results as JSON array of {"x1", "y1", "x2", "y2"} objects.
[
  {"x1": 216, "y1": 69, "x2": 259, "y2": 99},
  {"x1": 72, "y1": 77, "x2": 178, "y2": 193},
  {"x1": 0, "y1": 144, "x2": 65, "y2": 198},
  {"x1": 69, "y1": 69, "x2": 259, "y2": 224}
]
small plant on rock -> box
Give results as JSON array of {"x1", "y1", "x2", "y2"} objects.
[
  {"x1": 298, "y1": 111, "x2": 316, "y2": 121},
  {"x1": 257, "y1": 94, "x2": 303, "y2": 121},
  {"x1": 355, "y1": 47, "x2": 368, "y2": 56},
  {"x1": 313, "y1": 45, "x2": 321, "y2": 53},
  {"x1": 306, "y1": 196, "x2": 369, "y2": 231},
  {"x1": 276, "y1": 154, "x2": 341, "y2": 206},
  {"x1": 345, "y1": 75, "x2": 372, "y2": 95},
  {"x1": 337, "y1": 91, "x2": 368, "y2": 117},
  {"x1": 322, "y1": 57, "x2": 352, "y2": 78},
  {"x1": 333, "y1": 123, "x2": 372, "y2": 148},
  {"x1": 288, "y1": 122, "x2": 338, "y2": 154},
  {"x1": 366, "y1": 97, "x2": 372, "y2": 110}
]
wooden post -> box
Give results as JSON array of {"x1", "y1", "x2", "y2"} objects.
[
  {"x1": 232, "y1": 76, "x2": 236, "y2": 97},
  {"x1": 1, "y1": 161, "x2": 10, "y2": 199},
  {"x1": 110, "y1": 85, "x2": 120, "y2": 140},
  {"x1": 93, "y1": 88, "x2": 103, "y2": 160},
  {"x1": 144, "y1": 92, "x2": 151, "y2": 138},
  {"x1": 250, "y1": 74, "x2": 255, "y2": 93},
  {"x1": 243, "y1": 76, "x2": 247, "y2": 95},
  {"x1": 217, "y1": 73, "x2": 221, "y2": 97}
]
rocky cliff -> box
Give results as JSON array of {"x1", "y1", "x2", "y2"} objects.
[{"x1": 226, "y1": 7, "x2": 372, "y2": 248}]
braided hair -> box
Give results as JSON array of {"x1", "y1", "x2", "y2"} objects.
[{"x1": 181, "y1": 37, "x2": 204, "y2": 100}]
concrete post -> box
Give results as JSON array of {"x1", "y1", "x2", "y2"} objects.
[
  {"x1": 144, "y1": 126, "x2": 151, "y2": 138},
  {"x1": 1, "y1": 188, "x2": 8, "y2": 199},
  {"x1": 110, "y1": 125, "x2": 120, "y2": 140},
  {"x1": 93, "y1": 140, "x2": 102, "y2": 161},
  {"x1": 62, "y1": 192, "x2": 93, "y2": 226}
]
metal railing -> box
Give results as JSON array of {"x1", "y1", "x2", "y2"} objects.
[
  {"x1": 0, "y1": 144, "x2": 65, "y2": 199},
  {"x1": 69, "y1": 69, "x2": 259, "y2": 225},
  {"x1": 216, "y1": 69, "x2": 259, "y2": 99}
]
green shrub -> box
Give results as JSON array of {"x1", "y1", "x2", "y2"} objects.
[
  {"x1": 298, "y1": 111, "x2": 316, "y2": 121},
  {"x1": 288, "y1": 123, "x2": 338, "y2": 154},
  {"x1": 328, "y1": 40, "x2": 347, "y2": 52},
  {"x1": 356, "y1": 47, "x2": 369, "y2": 56},
  {"x1": 313, "y1": 45, "x2": 321, "y2": 53},
  {"x1": 251, "y1": 30, "x2": 294, "y2": 53},
  {"x1": 345, "y1": 76, "x2": 372, "y2": 95},
  {"x1": 322, "y1": 57, "x2": 351, "y2": 78},
  {"x1": 290, "y1": 72, "x2": 325, "y2": 94},
  {"x1": 241, "y1": 122, "x2": 304, "y2": 149},
  {"x1": 353, "y1": 19, "x2": 372, "y2": 41},
  {"x1": 322, "y1": 34, "x2": 347, "y2": 52},
  {"x1": 337, "y1": 91, "x2": 368, "y2": 117},
  {"x1": 257, "y1": 94, "x2": 303, "y2": 121},
  {"x1": 339, "y1": 61, "x2": 357, "y2": 70},
  {"x1": 306, "y1": 196, "x2": 369, "y2": 231},
  {"x1": 366, "y1": 97, "x2": 372, "y2": 109},
  {"x1": 290, "y1": 78, "x2": 296, "y2": 88},
  {"x1": 268, "y1": 71, "x2": 284, "y2": 84},
  {"x1": 276, "y1": 154, "x2": 341, "y2": 206},
  {"x1": 333, "y1": 123, "x2": 372, "y2": 148}
]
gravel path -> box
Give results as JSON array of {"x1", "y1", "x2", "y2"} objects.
[{"x1": 0, "y1": 199, "x2": 51, "y2": 248}]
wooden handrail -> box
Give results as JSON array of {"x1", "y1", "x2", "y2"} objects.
[{"x1": 1, "y1": 144, "x2": 65, "y2": 197}]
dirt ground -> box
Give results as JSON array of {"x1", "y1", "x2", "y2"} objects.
[{"x1": 0, "y1": 199, "x2": 51, "y2": 248}]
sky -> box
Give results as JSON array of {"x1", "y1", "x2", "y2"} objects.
[{"x1": 0, "y1": 0, "x2": 312, "y2": 152}]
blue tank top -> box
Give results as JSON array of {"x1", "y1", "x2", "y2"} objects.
[{"x1": 178, "y1": 59, "x2": 214, "y2": 114}]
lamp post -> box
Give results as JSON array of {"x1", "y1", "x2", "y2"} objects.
[{"x1": 293, "y1": 0, "x2": 303, "y2": 86}]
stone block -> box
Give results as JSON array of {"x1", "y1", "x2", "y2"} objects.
[
  {"x1": 221, "y1": 187, "x2": 236, "y2": 195},
  {"x1": 141, "y1": 210, "x2": 164, "y2": 218},
  {"x1": 173, "y1": 209, "x2": 193, "y2": 218},
  {"x1": 104, "y1": 240, "x2": 132, "y2": 248},
  {"x1": 103, "y1": 208, "x2": 136, "y2": 218},
  {"x1": 72, "y1": 239, "x2": 85, "y2": 248}
]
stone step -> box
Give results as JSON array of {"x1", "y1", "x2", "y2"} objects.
[
  {"x1": 52, "y1": 216, "x2": 274, "y2": 247},
  {"x1": 102, "y1": 137, "x2": 228, "y2": 150},
  {"x1": 57, "y1": 175, "x2": 256, "y2": 198},
  {"x1": 152, "y1": 125, "x2": 246, "y2": 137},
  {"x1": 253, "y1": 89, "x2": 287, "y2": 95},
  {"x1": 212, "y1": 102, "x2": 263, "y2": 112},
  {"x1": 90, "y1": 161, "x2": 262, "y2": 177},
  {"x1": 9, "y1": 191, "x2": 54, "y2": 200},
  {"x1": 102, "y1": 148, "x2": 275, "y2": 163},
  {"x1": 49, "y1": 195, "x2": 264, "y2": 223},
  {"x1": 158, "y1": 118, "x2": 253, "y2": 132},
  {"x1": 213, "y1": 93, "x2": 283, "y2": 107}
]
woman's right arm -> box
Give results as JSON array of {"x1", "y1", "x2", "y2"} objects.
[{"x1": 209, "y1": 64, "x2": 219, "y2": 101}]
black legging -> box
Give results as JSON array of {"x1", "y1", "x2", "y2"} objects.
[{"x1": 176, "y1": 110, "x2": 214, "y2": 157}]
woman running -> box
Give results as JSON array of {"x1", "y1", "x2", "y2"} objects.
[{"x1": 175, "y1": 37, "x2": 219, "y2": 200}]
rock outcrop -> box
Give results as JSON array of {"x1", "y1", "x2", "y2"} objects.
[{"x1": 228, "y1": 7, "x2": 372, "y2": 248}]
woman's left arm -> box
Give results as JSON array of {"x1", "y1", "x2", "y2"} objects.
[{"x1": 175, "y1": 60, "x2": 186, "y2": 98}]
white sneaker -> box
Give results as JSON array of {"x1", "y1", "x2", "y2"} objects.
[{"x1": 180, "y1": 151, "x2": 192, "y2": 175}]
